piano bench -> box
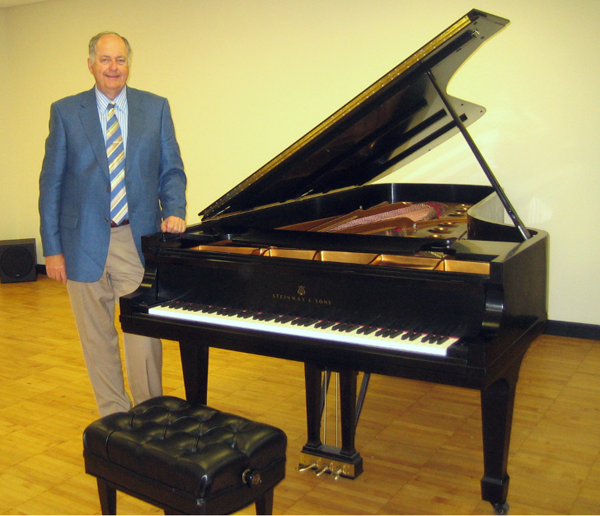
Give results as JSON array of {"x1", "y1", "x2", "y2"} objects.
[{"x1": 82, "y1": 396, "x2": 287, "y2": 515}]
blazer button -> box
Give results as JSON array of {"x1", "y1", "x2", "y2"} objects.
[{"x1": 105, "y1": 218, "x2": 109, "y2": 223}]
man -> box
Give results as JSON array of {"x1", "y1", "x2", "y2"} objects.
[{"x1": 39, "y1": 32, "x2": 187, "y2": 416}]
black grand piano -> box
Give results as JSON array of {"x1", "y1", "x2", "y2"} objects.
[{"x1": 121, "y1": 9, "x2": 548, "y2": 514}]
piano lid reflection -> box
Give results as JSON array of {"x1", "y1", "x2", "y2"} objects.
[{"x1": 120, "y1": 9, "x2": 547, "y2": 514}]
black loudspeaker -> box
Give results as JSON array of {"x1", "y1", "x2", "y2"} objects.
[{"x1": 0, "y1": 238, "x2": 38, "y2": 283}]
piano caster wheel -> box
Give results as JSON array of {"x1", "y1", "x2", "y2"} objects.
[{"x1": 493, "y1": 502, "x2": 509, "y2": 515}]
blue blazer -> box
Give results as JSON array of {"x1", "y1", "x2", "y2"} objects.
[{"x1": 39, "y1": 87, "x2": 187, "y2": 282}]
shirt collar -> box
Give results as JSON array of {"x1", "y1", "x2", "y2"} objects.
[{"x1": 94, "y1": 85, "x2": 128, "y2": 113}]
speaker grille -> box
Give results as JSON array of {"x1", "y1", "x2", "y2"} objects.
[
  {"x1": 1, "y1": 245, "x2": 34, "y2": 279},
  {"x1": 0, "y1": 239, "x2": 37, "y2": 283}
]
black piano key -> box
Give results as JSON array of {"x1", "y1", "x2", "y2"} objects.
[
  {"x1": 358, "y1": 326, "x2": 379, "y2": 335},
  {"x1": 428, "y1": 334, "x2": 443, "y2": 344},
  {"x1": 275, "y1": 315, "x2": 297, "y2": 324},
  {"x1": 237, "y1": 311, "x2": 257, "y2": 318},
  {"x1": 331, "y1": 322, "x2": 352, "y2": 332},
  {"x1": 291, "y1": 317, "x2": 313, "y2": 326},
  {"x1": 300, "y1": 318, "x2": 320, "y2": 327},
  {"x1": 308, "y1": 319, "x2": 325, "y2": 328},
  {"x1": 155, "y1": 301, "x2": 459, "y2": 347},
  {"x1": 315, "y1": 320, "x2": 336, "y2": 329},
  {"x1": 217, "y1": 307, "x2": 236, "y2": 316}
]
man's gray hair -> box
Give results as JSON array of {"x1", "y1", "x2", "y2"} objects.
[{"x1": 89, "y1": 32, "x2": 132, "y2": 64}]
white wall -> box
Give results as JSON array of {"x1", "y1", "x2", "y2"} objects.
[
  {"x1": 2, "y1": 0, "x2": 599, "y2": 326},
  {"x1": 0, "y1": 8, "x2": 11, "y2": 234}
]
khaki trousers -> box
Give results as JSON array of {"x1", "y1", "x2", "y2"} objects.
[{"x1": 67, "y1": 225, "x2": 162, "y2": 416}]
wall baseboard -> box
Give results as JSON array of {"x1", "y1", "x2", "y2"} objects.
[
  {"x1": 35, "y1": 265, "x2": 600, "y2": 341},
  {"x1": 545, "y1": 320, "x2": 600, "y2": 341}
]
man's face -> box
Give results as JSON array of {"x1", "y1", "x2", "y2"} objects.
[{"x1": 88, "y1": 34, "x2": 129, "y2": 99}]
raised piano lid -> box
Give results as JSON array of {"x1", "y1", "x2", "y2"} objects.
[{"x1": 199, "y1": 9, "x2": 511, "y2": 224}]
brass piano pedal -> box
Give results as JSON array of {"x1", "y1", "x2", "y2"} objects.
[
  {"x1": 299, "y1": 448, "x2": 363, "y2": 479},
  {"x1": 299, "y1": 459, "x2": 344, "y2": 479},
  {"x1": 297, "y1": 461, "x2": 318, "y2": 473},
  {"x1": 315, "y1": 464, "x2": 331, "y2": 477},
  {"x1": 332, "y1": 467, "x2": 344, "y2": 481}
]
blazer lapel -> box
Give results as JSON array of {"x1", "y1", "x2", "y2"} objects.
[
  {"x1": 79, "y1": 88, "x2": 109, "y2": 177},
  {"x1": 126, "y1": 87, "x2": 143, "y2": 173}
]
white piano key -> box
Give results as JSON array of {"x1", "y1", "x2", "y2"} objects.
[{"x1": 148, "y1": 303, "x2": 458, "y2": 357}]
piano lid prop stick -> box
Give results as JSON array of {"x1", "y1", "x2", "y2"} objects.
[{"x1": 426, "y1": 69, "x2": 531, "y2": 241}]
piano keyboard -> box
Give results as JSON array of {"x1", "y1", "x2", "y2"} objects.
[{"x1": 148, "y1": 301, "x2": 459, "y2": 357}]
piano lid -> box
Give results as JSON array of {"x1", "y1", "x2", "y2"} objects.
[{"x1": 200, "y1": 9, "x2": 510, "y2": 221}]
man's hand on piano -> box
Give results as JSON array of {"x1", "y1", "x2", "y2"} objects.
[
  {"x1": 45, "y1": 254, "x2": 67, "y2": 285},
  {"x1": 161, "y1": 216, "x2": 186, "y2": 234}
]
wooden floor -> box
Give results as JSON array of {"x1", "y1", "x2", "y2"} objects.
[{"x1": 0, "y1": 275, "x2": 599, "y2": 515}]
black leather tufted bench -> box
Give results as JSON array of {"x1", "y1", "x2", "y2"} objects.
[{"x1": 83, "y1": 396, "x2": 287, "y2": 515}]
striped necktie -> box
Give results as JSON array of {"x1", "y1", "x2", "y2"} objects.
[{"x1": 106, "y1": 103, "x2": 128, "y2": 226}]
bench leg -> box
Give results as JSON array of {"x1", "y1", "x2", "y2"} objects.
[
  {"x1": 97, "y1": 478, "x2": 117, "y2": 515},
  {"x1": 255, "y1": 488, "x2": 274, "y2": 515}
]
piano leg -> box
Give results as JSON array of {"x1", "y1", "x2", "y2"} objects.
[
  {"x1": 339, "y1": 369, "x2": 359, "y2": 458},
  {"x1": 480, "y1": 357, "x2": 523, "y2": 515},
  {"x1": 299, "y1": 363, "x2": 363, "y2": 479},
  {"x1": 178, "y1": 341, "x2": 209, "y2": 405},
  {"x1": 304, "y1": 362, "x2": 323, "y2": 450}
]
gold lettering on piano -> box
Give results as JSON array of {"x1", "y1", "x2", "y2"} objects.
[{"x1": 272, "y1": 292, "x2": 332, "y2": 305}]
